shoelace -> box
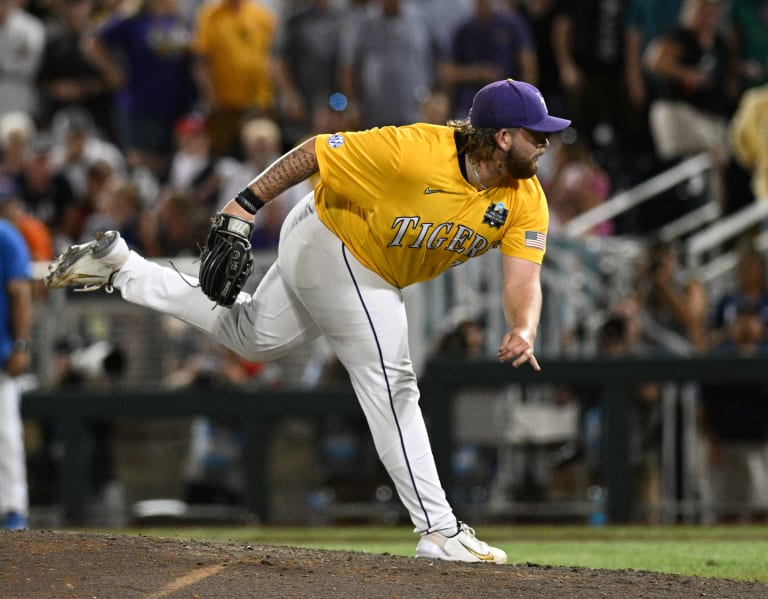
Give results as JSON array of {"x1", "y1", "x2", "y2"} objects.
[
  {"x1": 458, "y1": 522, "x2": 477, "y2": 538},
  {"x1": 458, "y1": 522, "x2": 491, "y2": 550}
]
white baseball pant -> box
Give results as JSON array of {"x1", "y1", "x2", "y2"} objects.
[
  {"x1": 0, "y1": 373, "x2": 28, "y2": 516},
  {"x1": 112, "y1": 193, "x2": 457, "y2": 534}
]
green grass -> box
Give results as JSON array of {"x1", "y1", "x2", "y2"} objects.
[{"x1": 98, "y1": 524, "x2": 768, "y2": 584}]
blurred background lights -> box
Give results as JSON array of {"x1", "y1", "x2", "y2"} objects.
[{"x1": 329, "y1": 92, "x2": 348, "y2": 111}]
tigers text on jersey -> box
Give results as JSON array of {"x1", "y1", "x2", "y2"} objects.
[{"x1": 314, "y1": 124, "x2": 549, "y2": 289}]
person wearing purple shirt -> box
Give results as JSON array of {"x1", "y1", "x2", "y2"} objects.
[
  {"x1": 84, "y1": 0, "x2": 196, "y2": 180},
  {"x1": 442, "y1": 0, "x2": 538, "y2": 119}
]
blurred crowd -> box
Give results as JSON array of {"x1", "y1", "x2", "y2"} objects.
[
  {"x1": 0, "y1": 0, "x2": 766, "y2": 260},
  {"x1": 432, "y1": 240, "x2": 768, "y2": 525},
  {"x1": 6, "y1": 0, "x2": 768, "y2": 526}
]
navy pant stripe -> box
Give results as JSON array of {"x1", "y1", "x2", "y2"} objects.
[{"x1": 341, "y1": 243, "x2": 431, "y2": 530}]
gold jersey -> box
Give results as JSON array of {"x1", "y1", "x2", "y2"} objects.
[
  {"x1": 314, "y1": 124, "x2": 549, "y2": 289},
  {"x1": 193, "y1": 1, "x2": 277, "y2": 110}
]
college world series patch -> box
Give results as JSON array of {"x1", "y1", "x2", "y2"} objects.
[{"x1": 482, "y1": 202, "x2": 508, "y2": 228}]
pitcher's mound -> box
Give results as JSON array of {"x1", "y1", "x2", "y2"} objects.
[{"x1": 1, "y1": 530, "x2": 766, "y2": 598}]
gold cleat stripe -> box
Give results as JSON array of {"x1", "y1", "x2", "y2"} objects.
[{"x1": 461, "y1": 543, "x2": 496, "y2": 561}]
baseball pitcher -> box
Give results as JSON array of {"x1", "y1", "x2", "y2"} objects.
[{"x1": 45, "y1": 79, "x2": 570, "y2": 563}]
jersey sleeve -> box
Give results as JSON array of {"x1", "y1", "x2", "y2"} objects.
[
  {"x1": 500, "y1": 178, "x2": 549, "y2": 264},
  {"x1": 315, "y1": 128, "x2": 401, "y2": 210}
]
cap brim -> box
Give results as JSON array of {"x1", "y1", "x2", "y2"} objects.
[{"x1": 524, "y1": 115, "x2": 572, "y2": 133}]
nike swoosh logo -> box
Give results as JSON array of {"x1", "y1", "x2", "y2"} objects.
[
  {"x1": 424, "y1": 185, "x2": 452, "y2": 195},
  {"x1": 459, "y1": 541, "x2": 496, "y2": 561}
]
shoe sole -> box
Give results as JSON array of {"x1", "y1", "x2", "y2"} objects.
[
  {"x1": 415, "y1": 552, "x2": 506, "y2": 564},
  {"x1": 415, "y1": 540, "x2": 506, "y2": 564},
  {"x1": 44, "y1": 231, "x2": 118, "y2": 289}
]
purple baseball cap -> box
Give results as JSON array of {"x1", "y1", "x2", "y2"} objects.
[{"x1": 469, "y1": 79, "x2": 571, "y2": 132}]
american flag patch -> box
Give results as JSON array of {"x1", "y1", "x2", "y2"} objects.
[{"x1": 524, "y1": 231, "x2": 546, "y2": 250}]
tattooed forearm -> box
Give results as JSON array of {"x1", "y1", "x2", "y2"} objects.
[{"x1": 248, "y1": 138, "x2": 319, "y2": 200}]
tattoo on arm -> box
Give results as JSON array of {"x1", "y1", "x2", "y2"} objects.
[{"x1": 250, "y1": 145, "x2": 319, "y2": 200}]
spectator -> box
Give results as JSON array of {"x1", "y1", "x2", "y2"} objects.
[
  {"x1": 217, "y1": 115, "x2": 309, "y2": 249},
  {"x1": 107, "y1": 179, "x2": 160, "y2": 256},
  {"x1": 216, "y1": 115, "x2": 285, "y2": 199},
  {"x1": 643, "y1": 0, "x2": 738, "y2": 166},
  {"x1": 338, "y1": 0, "x2": 443, "y2": 129},
  {"x1": 274, "y1": 0, "x2": 345, "y2": 147},
  {"x1": 419, "y1": 0, "x2": 473, "y2": 55},
  {"x1": 700, "y1": 298, "x2": 768, "y2": 521},
  {"x1": 84, "y1": 0, "x2": 197, "y2": 180},
  {"x1": 442, "y1": 0, "x2": 538, "y2": 120},
  {"x1": 192, "y1": 0, "x2": 278, "y2": 157},
  {"x1": 545, "y1": 138, "x2": 613, "y2": 236},
  {"x1": 48, "y1": 107, "x2": 127, "y2": 202},
  {"x1": 0, "y1": 214, "x2": 33, "y2": 529},
  {"x1": 634, "y1": 239, "x2": 709, "y2": 353},
  {"x1": 338, "y1": 0, "x2": 373, "y2": 49},
  {"x1": 0, "y1": 0, "x2": 45, "y2": 118},
  {"x1": 623, "y1": 0, "x2": 685, "y2": 176},
  {"x1": 623, "y1": 0, "x2": 684, "y2": 114},
  {"x1": 166, "y1": 342, "x2": 277, "y2": 389},
  {"x1": 729, "y1": 80, "x2": 768, "y2": 200},
  {"x1": 728, "y1": 0, "x2": 768, "y2": 90},
  {"x1": 72, "y1": 159, "x2": 115, "y2": 238},
  {"x1": 645, "y1": 0, "x2": 745, "y2": 216},
  {"x1": 709, "y1": 243, "x2": 768, "y2": 347},
  {"x1": 0, "y1": 174, "x2": 52, "y2": 261},
  {"x1": 433, "y1": 314, "x2": 485, "y2": 359},
  {"x1": 518, "y1": 0, "x2": 566, "y2": 116},
  {"x1": 36, "y1": 0, "x2": 113, "y2": 137},
  {"x1": 166, "y1": 112, "x2": 220, "y2": 209},
  {"x1": 14, "y1": 134, "x2": 78, "y2": 253},
  {"x1": 79, "y1": 173, "x2": 146, "y2": 243},
  {"x1": 0, "y1": 111, "x2": 36, "y2": 178},
  {"x1": 551, "y1": 0, "x2": 636, "y2": 155},
  {"x1": 152, "y1": 188, "x2": 210, "y2": 256}
]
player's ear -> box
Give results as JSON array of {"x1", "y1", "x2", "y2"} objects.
[{"x1": 495, "y1": 128, "x2": 514, "y2": 152}]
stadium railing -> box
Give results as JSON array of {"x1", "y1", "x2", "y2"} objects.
[{"x1": 22, "y1": 354, "x2": 767, "y2": 526}]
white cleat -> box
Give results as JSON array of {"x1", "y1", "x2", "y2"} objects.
[
  {"x1": 44, "y1": 231, "x2": 129, "y2": 292},
  {"x1": 415, "y1": 522, "x2": 507, "y2": 564}
]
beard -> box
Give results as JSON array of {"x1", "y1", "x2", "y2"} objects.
[{"x1": 502, "y1": 148, "x2": 539, "y2": 179}]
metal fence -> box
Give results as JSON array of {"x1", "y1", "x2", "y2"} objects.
[
  {"x1": 22, "y1": 355, "x2": 768, "y2": 527},
  {"x1": 25, "y1": 236, "x2": 766, "y2": 528}
]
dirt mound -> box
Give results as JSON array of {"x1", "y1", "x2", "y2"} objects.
[{"x1": 1, "y1": 530, "x2": 767, "y2": 598}]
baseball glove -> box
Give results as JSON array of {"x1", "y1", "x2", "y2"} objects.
[{"x1": 198, "y1": 212, "x2": 254, "y2": 307}]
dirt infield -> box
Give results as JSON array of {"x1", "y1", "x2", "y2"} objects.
[{"x1": 2, "y1": 530, "x2": 768, "y2": 599}]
